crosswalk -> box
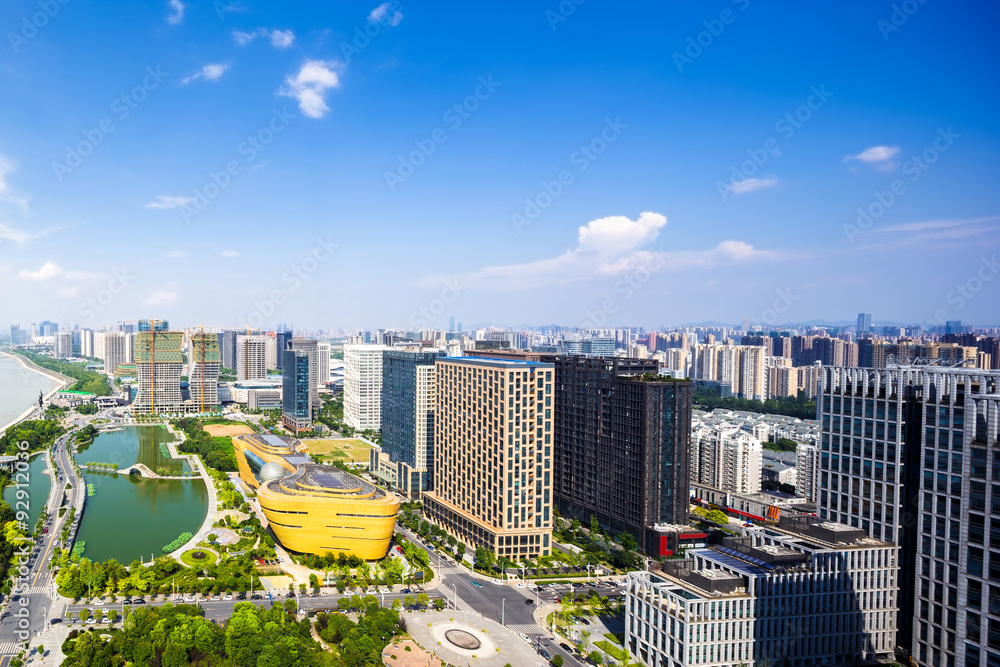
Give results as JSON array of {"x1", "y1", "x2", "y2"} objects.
[
  {"x1": 12, "y1": 586, "x2": 48, "y2": 595},
  {"x1": 505, "y1": 623, "x2": 543, "y2": 637},
  {"x1": 0, "y1": 641, "x2": 25, "y2": 655}
]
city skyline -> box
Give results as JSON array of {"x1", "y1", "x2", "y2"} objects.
[{"x1": 0, "y1": 1, "x2": 997, "y2": 328}]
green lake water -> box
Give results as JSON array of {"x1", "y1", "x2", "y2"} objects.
[
  {"x1": 74, "y1": 427, "x2": 207, "y2": 563},
  {"x1": 77, "y1": 425, "x2": 190, "y2": 475},
  {"x1": 2, "y1": 453, "x2": 51, "y2": 529}
]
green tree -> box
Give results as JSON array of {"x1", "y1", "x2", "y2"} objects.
[
  {"x1": 705, "y1": 510, "x2": 730, "y2": 526},
  {"x1": 433, "y1": 598, "x2": 445, "y2": 610},
  {"x1": 552, "y1": 654, "x2": 564, "y2": 666},
  {"x1": 416, "y1": 592, "x2": 429, "y2": 608},
  {"x1": 589, "y1": 515, "x2": 600, "y2": 537}
]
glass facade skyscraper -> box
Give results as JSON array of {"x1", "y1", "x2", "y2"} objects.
[{"x1": 281, "y1": 349, "x2": 312, "y2": 434}]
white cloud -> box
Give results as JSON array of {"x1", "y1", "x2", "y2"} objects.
[
  {"x1": 233, "y1": 28, "x2": 295, "y2": 49},
  {"x1": 182, "y1": 63, "x2": 230, "y2": 84},
  {"x1": 0, "y1": 156, "x2": 29, "y2": 209},
  {"x1": 165, "y1": 250, "x2": 187, "y2": 259},
  {"x1": 369, "y1": 2, "x2": 403, "y2": 26},
  {"x1": 18, "y1": 261, "x2": 63, "y2": 281},
  {"x1": 56, "y1": 287, "x2": 79, "y2": 299},
  {"x1": 145, "y1": 195, "x2": 194, "y2": 209},
  {"x1": 221, "y1": 250, "x2": 240, "y2": 258},
  {"x1": 233, "y1": 29, "x2": 256, "y2": 45},
  {"x1": 270, "y1": 29, "x2": 295, "y2": 48},
  {"x1": 166, "y1": 0, "x2": 185, "y2": 25},
  {"x1": 142, "y1": 284, "x2": 179, "y2": 306},
  {"x1": 844, "y1": 145, "x2": 900, "y2": 168},
  {"x1": 0, "y1": 223, "x2": 36, "y2": 245},
  {"x1": 726, "y1": 176, "x2": 779, "y2": 196},
  {"x1": 280, "y1": 60, "x2": 341, "y2": 119},
  {"x1": 445, "y1": 212, "x2": 783, "y2": 291}
]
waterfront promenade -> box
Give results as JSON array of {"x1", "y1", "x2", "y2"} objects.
[{"x1": 0, "y1": 350, "x2": 73, "y2": 435}]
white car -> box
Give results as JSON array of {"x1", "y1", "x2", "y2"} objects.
[
  {"x1": 85, "y1": 617, "x2": 96, "y2": 624},
  {"x1": 515, "y1": 583, "x2": 526, "y2": 589},
  {"x1": 211, "y1": 596, "x2": 220, "y2": 601},
  {"x1": 223, "y1": 594, "x2": 233, "y2": 601},
  {"x1": 93, "y1": 600, "x2": 105, "y2": 606}
]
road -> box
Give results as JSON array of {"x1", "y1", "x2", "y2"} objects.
[
  {"x1": 0, "y1": 427, "x2": 82, "y2": 657},
  {"x1": 396, "y1": 524, "x2": 624, "y2": 667}
]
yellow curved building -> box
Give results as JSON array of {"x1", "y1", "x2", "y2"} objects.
[{"x1": 233, "y1": 434, "x2": 399, "y2": 560}]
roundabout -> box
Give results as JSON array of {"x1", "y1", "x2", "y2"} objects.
[{"x1": 404, "y1": 609, "x2": 546, "y2": 667}]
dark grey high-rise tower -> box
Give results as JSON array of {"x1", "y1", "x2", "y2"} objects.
[{"x1": 549, "y1": 356, "x2": 692, "y2": 555}]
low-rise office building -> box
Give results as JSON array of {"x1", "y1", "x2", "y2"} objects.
[{"x1": 626, "y1": 515, "x2": 898, "y2": 667}]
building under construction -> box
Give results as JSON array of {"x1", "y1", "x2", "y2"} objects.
[
  {"x1": 133, "y1": 329, "x2": 185, "y2": 414},
  {"x1": 188, "y1": 331, "x2": 221, "y2": 412}
]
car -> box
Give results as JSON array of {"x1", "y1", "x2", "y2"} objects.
[
  {"x1": 251, "y1": 594, "x2": 263, "y2": 600},
  {"x1": 85, "y1": 617, "x2": 96, "y2": 625},
  {"x1": 121, "y1": 599, "x2": 132, "y2": 605},
  {"x1": 223, "y1": 594, "x2": 233, "y2": 601},
  {"x1": 174, "y1": 597, "x2": 184, "y2": 603},
  {"x1": 211, "y1": 596, "x2": 220, "y2": 601},
  {"x1": 560, "y1": 643, "x2": 573, "y2": 653},
  {"x1": 580, "y1": 618, "x2": 590, "y2": 626},
  {"x1": 285, "y1": 592, "x2": 294, "y2": 598},
  {"x1": 540, "y1": 650, "x2": 551, "y2": 661},
  {"x1": 525, "y1": 598, "x2": 534, "y2": 605},
  {"x1": 93, "y1": 599, "x2": 105, "y2": 606},
  {"x1": 515, "y1": 583, "x2": 526, "y2": 589},
  {"x1": 401, "y1": 589, "x2": 411, "y2": 594},
  {"x1": 49, "y1": 618, "x2": 62, "y2": 624},
  {"x1": 186, "y1": 596, "x2": 197, "y2": 602},
  {"x1": 471, "y1": 581, "x2": 483, "y2": 588},
  {"x1": 235, "y1": 594, "x2": 247, "y2": 601},
  {"x1": 519, "y1": 633, "x2": 530, "y2": 643},
  {"x1": 133, "y1": 599, "x2": 146, "y2": 605}
]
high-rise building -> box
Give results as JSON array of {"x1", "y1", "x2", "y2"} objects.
[
  {"x1": 79, "y1": 329, "x2": 94, "y2": 358},
  {"x1": 281, "y1": 349, "x2": 312, "y2": 433},
  {"x1": 133, "y1": 330, "x2": 184, "y2": 413},
  {"x1": 857, "y1": 312, "x2": 873, "y2": 334},
  {"x1": 288, "y1": 338, "x2": 320, "y2": 410},
  {"x1": 795, "y1": 442, "x2": 819, "y2": 502},
  {"x1": 236, "y1": 334, "x2": 269, "y2": 381},
  {"x1": 99, "y1": 330, "x2": 131, "y2": 373},
  {"x1": 54, "y1": 331, "x2": 74, "y2": 358},
  {"x1": 344, "y1": 344, "x2": 389, "y2": 431},
  {"x1": 264, "y1": 335, "x2": 278, "y2": 371},
  {"x1": 317, "y1": 341, "x2": 331, "y2": 389},
  {"x1": 690, "y1": 421, "x2": 763, "y2": 495},
  {"x1": 548, "y1": 356, "x2": 692, "y2": 554},
  {"x1": 188, "y1": 332, "x2": 221, "y2": 412},
  {"x1": 39, "y1": 320, "x2": 58, "y2": 337},
  {"x1": 219, "y1": 330, "x2": 246, "y2": 370},
  {"x1": 379, "y1": 349, "x2": 443, "y2": 499},
  {"x1": 626, "y1": 515, "x2": 898, "y2": 667},
  {"x1": 423, "y1": 356, "x2": 554, "y2": 560},
  {"x1": 9, "y1": 325, "x2": 29, "y2": 345},
  {"x1": 817, "y1": 366, "x2": 1000, "y2": 666},
  {"x1": 275, "y1": 330, "x2": 294, "y2": 370}
]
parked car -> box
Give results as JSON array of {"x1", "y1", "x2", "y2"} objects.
[
  {"x1": 85, "y1": 618, "x2": 96, "y2": 625},
  {"x1": 224, "y1": 594, "x2": 233, "y2": 600},
  {"x1": 121, "y1": 599, "x2": 132, "y2": 605},
  {"x1": 251, "y1": 594, "x2": 263, "y2": 600},
  {"x1": 525, "y1": 599, "x2": 534, "y2": 605},
  {"x1": 539, "y1": 650, "x2": 551, "y2": 661},
  {"x1": 133, "y1": 599, "x2": 146, "y2": 605},
  {"x1": 559, "y1": 643, "x2": 573, "y2": 653}
]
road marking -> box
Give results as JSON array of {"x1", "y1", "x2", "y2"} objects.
[{"x1": 0, "y1": 642, "x2": 24, "y2": 655}]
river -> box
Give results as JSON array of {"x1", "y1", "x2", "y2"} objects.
[
  {"x1": 0, "y1": 352, "x2": 61, "y2": 433},
  {"x1": 74, "y1": 426, "x2": 208, "y2": 563}
]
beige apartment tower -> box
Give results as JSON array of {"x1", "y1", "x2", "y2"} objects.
[{"x1": 422, "y1": 356, "x2": 554, "y2": 560}]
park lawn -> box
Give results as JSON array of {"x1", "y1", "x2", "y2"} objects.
[
  {"x1": 595, "y1": 641, "x2": 627, "y2": 661},
  {"x1": 301, "y1": 438, "x2": 372, "y2": 463}
]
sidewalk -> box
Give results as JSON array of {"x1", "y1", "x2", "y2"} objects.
[{"x1": 163, "y1": 431, "x2": 219, "y2": 563}]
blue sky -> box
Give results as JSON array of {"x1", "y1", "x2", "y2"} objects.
[{"x1": 1, "y1": 0, "x2": 998, "y2": 331}]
